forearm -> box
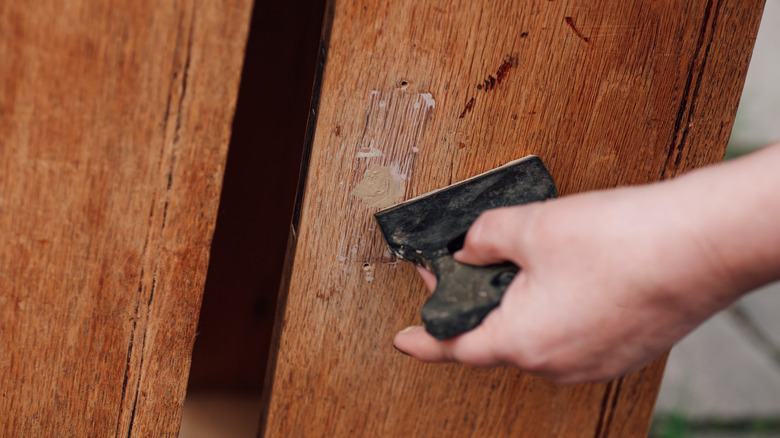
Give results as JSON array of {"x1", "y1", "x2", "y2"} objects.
[{"x1": 670, "y1": 142, "x2": 780, "y2": 298}]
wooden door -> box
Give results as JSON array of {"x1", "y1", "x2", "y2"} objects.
[
  {"x1": 260, "y1": 0, "x2": 765, "y2": 436},
  {"x1": 0, "y1": 1, "x2": 252, "y2": 435}
]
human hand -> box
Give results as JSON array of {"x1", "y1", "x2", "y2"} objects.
[{"x1": 393, "y1": 183, "x2": 743, "y2": 384}]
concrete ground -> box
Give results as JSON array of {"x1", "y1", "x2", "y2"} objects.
[
  {"x1": 180, "y1": 2, "x2": 780, "y2": 437},
  {"x1": 653, "y1": 282, "x2": 780, "y2": 438}
]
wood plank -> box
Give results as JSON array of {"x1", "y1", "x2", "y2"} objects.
[
  {"x1": 261, "y1": 0, "x2": 764, "y2": 436},
  {"x1": 0, "y1": 0, "x2": 252, "y2": 435}
]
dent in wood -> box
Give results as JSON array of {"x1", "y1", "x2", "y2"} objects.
[{"x1": 362, "y1": 262, "x2": 376, "y2": 282}]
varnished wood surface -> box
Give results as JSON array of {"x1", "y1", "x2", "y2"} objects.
[
  {"x1": 0, "y1": 1, "x2": 252, "y2": 435},
  {"x1": 261, "y1": 0, "x2": 764, "y2": 436}
]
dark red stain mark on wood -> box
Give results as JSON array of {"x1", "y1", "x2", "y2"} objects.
[
  {"x1": 496, "y1": 58, "x2": 512, "y2": 84},
  {"x1": 459, "y1": 97, "x2": 475, "y2": 119},
  {"x1": 520, "y1": 31, "x2": 529, "y2": 38},
  {"x1": 461, "y1": 55, "x2": 514, "y2": 119},
  {"x1": 564, "y1": 16, "x2": 590, "y2": 43},
  {"x1": 476, "y1": 56, "x2": 513, "y2": 92},
  {"x1": 334, "y1": 125, "x2": 341, "y2": 136}
]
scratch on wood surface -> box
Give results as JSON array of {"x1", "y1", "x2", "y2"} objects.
[
  {"x1": 120, "y1": 4, "x2": 197, "y2": 437},
  {"x1": 458, "y1": 97, "x2": 475, "y2": 118},
  {"x1": 564, "y1": 16, "x2": 590, "y2": 43},
  {"x1": 661, "y1": 0, "x2": 720, "y2": 180}
]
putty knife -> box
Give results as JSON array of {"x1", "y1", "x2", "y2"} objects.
[{"x1": 374, "y1": 155, "x2": 557, "y2": 340}]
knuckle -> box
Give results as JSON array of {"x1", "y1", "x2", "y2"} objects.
[
  {"x1": 464, "y1": 214, "x2": 489, "y2": 250},
  {"x1": 506, "y1": 337, "x2": 557, "y2": 374},
  {"x1": 517, "y1": 203, "x2": 551, "y2": 247},
  {"x1": 515, "y1": 350, "x2": 550, "y2": 373},
  {"x1": 465, "y1": 209, "x2": 506, "y2": 251}
]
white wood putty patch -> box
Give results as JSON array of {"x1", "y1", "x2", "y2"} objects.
[
  {"x1": 337, "y1": 235, "x2": 348, "y2": 262},
  {"x1": 356, "y1": 147, "x2": 384, "y2": 158},
  {"x1": 338, "y1": 89, "x2": 435, "y2": 263},
  {"x1": 389, "y1": 164, "x2": 408, "y2": 181},
  {"x1": 351, "y1": 165, "x2": 405, "y2": 208},
  {"x1": 420, "y1": 92, "x2": 435, "y2": 108},
  {"x1": 413, "y1": 93, "x2": 435, "y2": 110}
]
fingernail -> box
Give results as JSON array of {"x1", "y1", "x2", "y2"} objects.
[
  {"x1": 399, "y1": 325, "x2": 419, "y2": 334},
  {"x1": 393, "y1": 344, "x2": 411, "y2": 356}
]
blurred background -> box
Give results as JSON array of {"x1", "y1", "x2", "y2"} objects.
[{"x1": 179, "y1": 1, "x2": 780, "y2": 436}]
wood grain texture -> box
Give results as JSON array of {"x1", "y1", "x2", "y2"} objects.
[
  {"x1": 261, "y1": 0, "x2": 764, "y2": 436},
  {"x1": 0, "y1": 0, "x2": 251, "y2": 435}
]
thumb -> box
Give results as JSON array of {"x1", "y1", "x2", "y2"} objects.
[
  {"x1": 393, "y1": 316, "x2": 506, "y2": 366},
  {"x1": 454, "y1": 206, "x2": 532, "y2": 266}
]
